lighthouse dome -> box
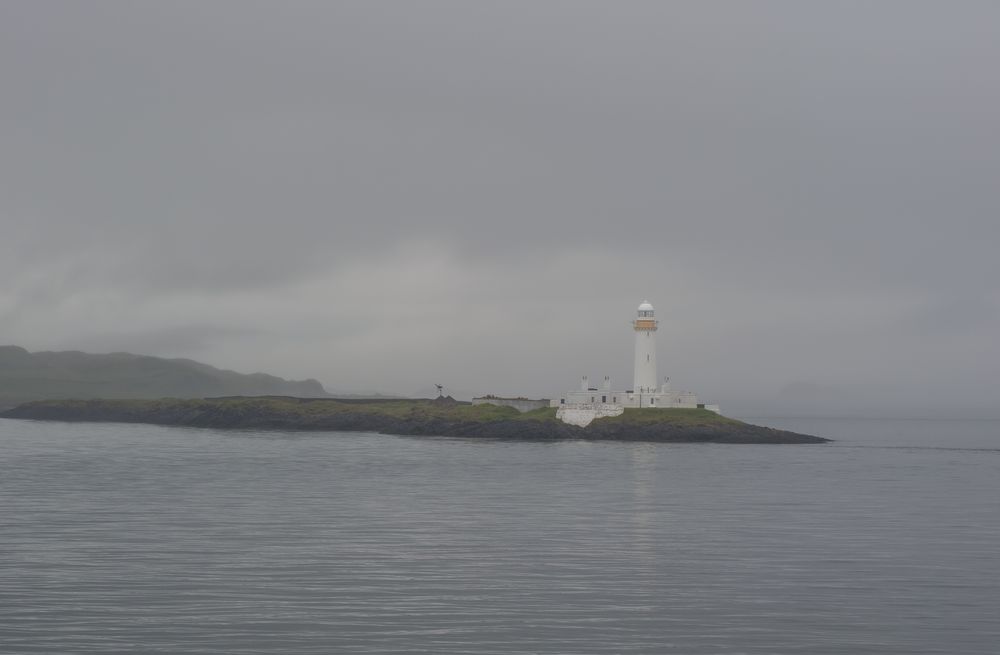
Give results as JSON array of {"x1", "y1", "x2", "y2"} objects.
[{"x1": 638, "y1": 300, "x2": 654, "y2": 312}]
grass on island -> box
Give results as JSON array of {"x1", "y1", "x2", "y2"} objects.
[
  {"x1": 12, "y1": 396, "x2": 551, "y2": 423},
  {"x1": 594, "y1": 408, "x2": 742, "y2": 427},
  {"x1": 12, "y1": 396, "x2": 742, "y2": 427}
]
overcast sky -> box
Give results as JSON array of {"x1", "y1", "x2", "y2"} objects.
[{"x1": 2, "y1": 1, "x2": 998, "y2": 416}]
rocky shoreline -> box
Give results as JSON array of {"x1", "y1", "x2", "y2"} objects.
[{"x1": 1, "y1": 397, "x2": 828, "y2": 444}]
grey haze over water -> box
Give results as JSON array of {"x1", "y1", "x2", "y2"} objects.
[{"x1": 2, "y1": 2, "x2": 999, "y2": 415}]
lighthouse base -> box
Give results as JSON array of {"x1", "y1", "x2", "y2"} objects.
[
  {"x1": 551, "y1": 388, "x2": 710, "y2": 410},
  {"x1": 551, "y1": 388, "x2": 721, "y2": 425}
]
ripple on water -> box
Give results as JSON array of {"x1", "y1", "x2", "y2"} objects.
[{"x1": 1, "y1": 418, "x2": 999, "y2": 654}]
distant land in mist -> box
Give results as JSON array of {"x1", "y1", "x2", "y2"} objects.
[{"x1": 0, "y1": 345, "x2": 347, "y2": 410}]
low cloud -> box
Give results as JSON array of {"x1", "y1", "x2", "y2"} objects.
[{"x1": 1, "y1": 2, "x2": 998, "y2": 416}]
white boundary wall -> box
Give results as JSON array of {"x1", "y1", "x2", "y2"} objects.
[{"x1": 556, "y1": 403, "x2": 625, "y2": 427}]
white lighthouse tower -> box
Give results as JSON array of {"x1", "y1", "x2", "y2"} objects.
[
  {"x1": 633, "y1": 300, "x2": 658, "y2": 397},
  {"x1": 551, "y1": 299, "x2": 719, "y2": 423}
]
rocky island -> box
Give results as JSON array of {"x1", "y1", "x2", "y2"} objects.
[{"x1": 1, "y1": 396, "x2": 828, "y2": 444}]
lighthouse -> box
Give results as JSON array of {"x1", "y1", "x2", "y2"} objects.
[
  {"x1": 633, "y1": 300, "x2": 658, "y2": 395},
  {"x1": 550, "y1": 299, "x2": 719, "y2": 423}
]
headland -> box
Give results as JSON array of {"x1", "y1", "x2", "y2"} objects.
[{"x1": 1, "y1": 396, "x2": 828, "y2": 444}]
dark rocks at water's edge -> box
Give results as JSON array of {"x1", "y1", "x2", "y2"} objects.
[
  {"x1": 463, "y1": 420, "x2": 823, "y2": 444},
  {"x1": 583, "y1": 421, "x2": 826, "y2": 444},
  {"x1": 1, "y1": 398, "x2": 828, "y2": 444}
]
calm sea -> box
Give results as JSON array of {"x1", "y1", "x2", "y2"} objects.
[{"x1": 1, "y1": 417, "x2": 998, "y2": 654}]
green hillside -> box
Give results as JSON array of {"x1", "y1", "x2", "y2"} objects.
[{"x1": 0, "y1": 346, "x2": 329, "y2": 409}]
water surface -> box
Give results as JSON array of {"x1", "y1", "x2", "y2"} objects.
[{"x1": 1, "y1": 417, "x2": 998, "y2": 653}]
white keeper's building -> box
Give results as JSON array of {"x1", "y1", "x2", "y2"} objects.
[{"x1": 552, "y1": 300, "x2": 719, "y2": 426}]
